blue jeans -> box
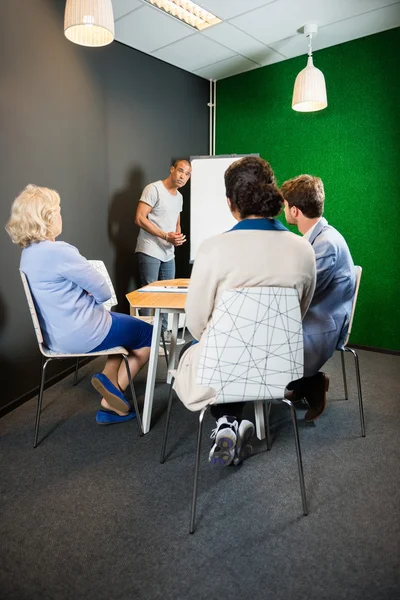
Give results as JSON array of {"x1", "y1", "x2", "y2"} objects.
[{"x1": 136, "y1": 252, "x2": 175, "y2": 331}]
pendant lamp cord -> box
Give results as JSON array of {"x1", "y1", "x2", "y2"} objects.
[{"x1": 308, "y1": 33, "x2": 313, "y2": 57}]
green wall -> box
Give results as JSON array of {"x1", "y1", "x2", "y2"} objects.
[{"x1": 217, "y1": 28, "x2": 400, "y2": 351}]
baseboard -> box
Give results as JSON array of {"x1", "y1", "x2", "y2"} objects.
[
  {"x1": 349, "y1": 344, "x2": 400, "y2": 356},
  {"x1": 0, "y1": 357, "x2": 94, "y2": 420}
]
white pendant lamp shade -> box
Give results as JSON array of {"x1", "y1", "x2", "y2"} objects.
[
  {"x1": 292, "y1": 24, "x2": 327, "y2": 113},
  {"x1": 64, "y1": 0, "x2": 115, "y2": 47},
  {"x1": 292, "y1": 56, "x2": 327, "y2": 112}
]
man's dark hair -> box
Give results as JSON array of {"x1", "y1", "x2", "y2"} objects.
[
  {"x1": 224, "y1": 156, "x2": 283, "y2": 219},
  {"x1": 172, "y1": 158, "x2": 191, "y2": 168},
  {"x1": 281, "y1": 175, "x2": 325, "y2": 218}
]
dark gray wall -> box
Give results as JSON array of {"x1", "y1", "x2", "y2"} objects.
[
  {"x1": 0, "y1": 0, "x2": 209, "y2": 413},
  {"x1": 103, "y1": 40, "x2": 208, "y2": 309}
]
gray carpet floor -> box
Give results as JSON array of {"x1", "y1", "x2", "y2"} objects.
[{"x1": 0, "y1": 347, "x2": 399, "y2": 600}]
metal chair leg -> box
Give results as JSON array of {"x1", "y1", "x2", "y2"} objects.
[
  {"x1": 340, "y1": 350, "x2": 348, "y2": 400},
  {"x1": 283, "y1": 399, "x2": 308, "y2": 516},
  {"x1": 122, "y1": 355, "x2": 143, "y2": 437},
  {"x1": 345, "y1": 347, "x2": 366, "y2": 437},
  {"x1": 73, "y1": 357, "x2": 80, "y2": 386},
  {"x1": 160, "y1": 378, "x2": 175, "y2": 464},
  {"x1": 161, "y1": 330, "x2": 169, "y2": 369},
  {"x1": 264, "y1": 401, "x2": 272, "y2": 450},
  {"x1": 34, "y1": 356, "x2": 52, "y2": 448},
  {"x1": 181, "y1": 322, "x2": 186, "y2": 340},
  {"x1": 190, "y1": 406, "x2": 208, "y2": 534}
]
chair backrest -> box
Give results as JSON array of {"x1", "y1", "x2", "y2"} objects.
[
  {"x1": 344, "y1": 265, "x2": 362, "y2": 346},
  {"x1": 20, "y1": 270, "x2": 45, "y2": 349},
  {"x1": 88, "y1": 260, "x2": 118, "y2": 311},
  {"x1": 197, "y1": 287, "x2": 303, "y2": 404}
]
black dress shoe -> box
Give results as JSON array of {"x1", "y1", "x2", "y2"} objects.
[
  {"x1": 304, "y1": 372, "x2": 330, "y2": 421},
  {"x1": 284, "y1": 387, "x2": 304, "y2": 403},
  {"x1": 284, "y1": 377, "x2": 307, "y2": 404}
]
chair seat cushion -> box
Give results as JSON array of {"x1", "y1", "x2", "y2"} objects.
[{"x1": 41, "y1": 345, "x2": 127, "y2": 358}]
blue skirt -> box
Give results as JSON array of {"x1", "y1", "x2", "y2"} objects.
[{"x1": 90, "y1": 312, "x2": 153, "y2": 353}]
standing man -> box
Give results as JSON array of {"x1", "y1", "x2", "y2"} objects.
[
  {"x1": 135, "y1": 159, "x2": 191, "y2": 332},
  {"x1": 281, "y1": 174, "x2": 356, "y2": 421}
]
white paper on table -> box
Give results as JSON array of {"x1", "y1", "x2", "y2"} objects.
[{"x1": 138, "y1": 286, "x2": 188, "y2": 293}]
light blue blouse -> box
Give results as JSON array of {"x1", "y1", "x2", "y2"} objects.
[{"x1": 20, "y1": 240, "x2": 112, "y2": 353}]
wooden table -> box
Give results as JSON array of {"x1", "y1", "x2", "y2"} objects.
[{"x1": 126, "y1": 279, "x2": 189, "y2": 434}]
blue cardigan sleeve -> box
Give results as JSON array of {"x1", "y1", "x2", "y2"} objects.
[{"x1": 58, "y1": 243, "x2": 112, "y2": 303}]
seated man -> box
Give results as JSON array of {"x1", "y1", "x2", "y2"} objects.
[{"x1": 281, "y1": 175, "x2": 356, "y2": 421}]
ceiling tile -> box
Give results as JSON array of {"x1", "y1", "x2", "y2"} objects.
[
  {"x1": 201, "y1": 22, "x2": 270, "y2": 58},
  {"x1": 202, "y1": 23, "x2": 285, "y2": 66},
  {"x1": 230, "y1": 0, "x2": 399, "y2": 46},
  {"x1": 270, "y1": 3, "x2": 400, "y2": 59},
  {"x1": 112, "y1": 0, "x2": 143, "y2": 21},
  {"x1": 313, "y1": 3, "x2": 400, "y2": 51},
  {"x1": 253, "y1": 47, "x2": 287, "y2": 67},
  {"x1": 194, "y1": 55, "x2": 259, "y2": 79},
  {"x1": 112, "y1": 0, "x2": 400, "y2": 80},
  {"x1": 197, "y1": 0, "x2": 277, "y2": 20},
  {"x1": 153, "y1": 35, "x2": 236, "y2": 72},
  {"x1": 115, "y1": 4, "x2": 193, "y2": 53},
  {"x1": 268, "y1": 35, "x2": 309, "y2": 60}
]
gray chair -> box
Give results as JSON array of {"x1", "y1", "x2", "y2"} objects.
[
  {"x1": 160, "y1": 286, "x2": 308, "y2": 534},
  {"x1": 337, "y1": 265, "x2": 365, "y2": 437},
  {"x1": 20, "y1": 263, "x2": 143, "y2": 447}
]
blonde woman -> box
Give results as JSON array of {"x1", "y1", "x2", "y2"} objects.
[{"x1": 6, "y1": 185, "x2": 152, "y2": 425}]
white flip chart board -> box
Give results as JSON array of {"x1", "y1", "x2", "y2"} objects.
[{"x1": 189, "y1": 155, "x2": 258, "y2": 262}]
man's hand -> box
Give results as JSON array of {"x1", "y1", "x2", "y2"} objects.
[{"x1": 166, "y1": 232, "x2": 186, "y2": 246}]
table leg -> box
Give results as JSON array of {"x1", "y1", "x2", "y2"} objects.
[
  {"x1": 142, "y1": 309, "x2": 162, "y2": 434},
  {"x1": 254, "y1": 400, "x2": 266, "y2": 440},
  {"x1": 167, "y1": 313, "x2": 179, "y2": 384}
]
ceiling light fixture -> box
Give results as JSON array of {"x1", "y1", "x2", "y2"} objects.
[
  {"x1": 143, "y1": 0, "x2": 222, "y2": 31},
  {"x1": 292, "y1": 24, "x2": 327, "y2": 113},
  {"x1": 64, "y1": 0, "x2": 115, "y2": 47}
]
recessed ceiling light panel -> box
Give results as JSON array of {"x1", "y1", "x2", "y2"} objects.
[{"x1": 143, "y1": 0, "x2": 222, "y2": 31}]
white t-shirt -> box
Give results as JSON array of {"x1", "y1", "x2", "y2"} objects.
[{"x1": 135, "y1": 180, "x2": 183, "y2": 261}]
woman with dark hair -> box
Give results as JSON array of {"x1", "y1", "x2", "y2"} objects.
[{"x1": 173, "y1": 157, "x2": 316, "y2": 466}]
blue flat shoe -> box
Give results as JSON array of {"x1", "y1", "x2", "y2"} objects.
[
  {"x1": 96, "y1": 409, "x2": 136, "y2": 425},
  {"x1": 91, "y1": 373, "x2": 131, "y2": 413}
]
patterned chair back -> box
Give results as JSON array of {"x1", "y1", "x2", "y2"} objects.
[{"x1": 197, "y1": 287, "x2": 303, "y2": 404}]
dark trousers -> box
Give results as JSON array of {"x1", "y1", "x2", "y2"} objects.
[
  {"x1": 178, "y1": 341, "x2": 244, "y2": 421},
  {"x1": 287, "y1": 374, "x2": 319, "y2": 395}
]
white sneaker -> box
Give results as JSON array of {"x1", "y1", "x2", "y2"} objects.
[
  {"x1": 208, "y1": 416, "x2": 239, "y2": 466},
  {"x1": 233, "y1": 420, "x2": 255, "y2": 466}
]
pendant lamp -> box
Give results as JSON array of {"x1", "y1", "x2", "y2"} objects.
[
  {"x1": 292, "y1": 24, "x2": 327, "y2": 112},
  {"x1": 64, "y1": 0, "x2": 115, "y2": 47}
]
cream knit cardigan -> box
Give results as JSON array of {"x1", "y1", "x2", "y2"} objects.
[{"x1": 173, "y1": 228, "x2": 316, "y2": 411}]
